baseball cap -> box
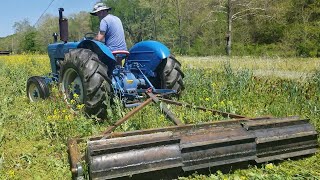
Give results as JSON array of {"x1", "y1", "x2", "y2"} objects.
[{"x1": 90, "y1": 2, "x2": 111, "y2": 16}]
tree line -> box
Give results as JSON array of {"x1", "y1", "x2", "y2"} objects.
[{"x1": 0, "y1": 0, "x2": 319, "y2": 57}]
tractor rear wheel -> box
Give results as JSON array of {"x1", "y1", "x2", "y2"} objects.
[
  {"x1": 157, "y1": 55, "x2": 184, "y2": 95},
  {"x1": 60, "y1": 48, "x2": 111, "y2": 118}
]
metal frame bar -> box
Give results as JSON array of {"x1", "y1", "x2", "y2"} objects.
[
  {"x1": 101, "y1": 98, "x2": 153, "y2": 137},
  {"x1": 159, "y1": 98, "x2": 246, "y2": 119},
  {"x1": 147, "y1": 92, "x2": 184, "y2": 126}
]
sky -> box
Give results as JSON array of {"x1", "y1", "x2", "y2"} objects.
[{"x1": 0, "y1": 0, "x2": 98, "y2": 37}]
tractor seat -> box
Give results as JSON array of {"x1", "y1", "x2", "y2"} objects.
[
  {"x1": 112, "y1": 50, "x2": 130, "y2": 65},
  {"x1": 112, "y1": 50, "x2": 130, "y2": 58}
]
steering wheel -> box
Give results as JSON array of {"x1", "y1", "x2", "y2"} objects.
[{"x1": 84, "y1": 32, "x2": 97, "y2": 40}]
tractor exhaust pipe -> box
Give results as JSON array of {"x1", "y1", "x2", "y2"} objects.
[{"x1": 59, "y1": 8, "x2": 68, "y2": 43}]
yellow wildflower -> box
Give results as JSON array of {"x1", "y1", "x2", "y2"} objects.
[
  {"x1": 70, "y1": 99, "x2": 76, "y2": 104},
  {"x1": 265, "y1": 163, "x2": 274, "y2": 170},
  {"x1": 52, "y1": 114, "x2": 59, "y2": 120},
  {"x1": 64, "y1": 115, "x2": 72, "y2": 121},
  {"x1": 8, "y1": 170, "x2": 15, "y2": 178},
  {"x1": 73, "y1": 93, "x2": 79, "y2": 99},
  {"x1": 240, "y1": 176, "x2": 247, "y2": 180},
  {"x1": 47, "y1": 115, "x2": 53, "y2": 120},
  {"x1": 159, "y1": 114, "x2": 166, "y2": 121},
  {"x1": 51, "y1": 86, "x2": 57, "y2": 91},
  {"x1": 77, "y1": 104, "x2": 85, "y2": 110}
]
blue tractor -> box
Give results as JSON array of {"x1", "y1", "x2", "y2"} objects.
[{"x1": 26, "y1": 8, "x2": 184, "y2": 118}]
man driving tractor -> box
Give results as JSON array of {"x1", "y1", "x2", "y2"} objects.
[{"x1": 90, "y1": 2, "x2": 127, "y2": 52}]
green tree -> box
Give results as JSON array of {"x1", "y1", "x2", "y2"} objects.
[
  {"x1": 285, "y1": 0, "x2": 320, "y2": 57},
  {"x1": 21, "y1": 30, "x2": 40, "y2": 52},
  {"x1": 13, "y1": 19, "x2": 33, "y2": 33},
  {"x1": 103, "y1": 0, "x2": 153, "y2": 47},
  {"x1": 69, "y1": 11, "x2": 92, "y2": 41},
  {"x1": 35, "y1": 14, "x2": 59, "y2": 52},
  {"x1": 12, "y1": 19, "x2": 34, "y2": 53},
  {"x1": 1, "y1": 0, "x2": 320, "y2": 56},
  {"x1": 90, "y1": 16, "x2": 100, "y2": 32}
]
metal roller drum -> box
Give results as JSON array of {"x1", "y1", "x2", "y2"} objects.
[
  {"x1": 242, "y1": 116, "x2": 318, "y2": 163},
  {"x1": 87, "y1": 132, "x2": 182, "y2": 180},
  {"x1": 81, "y1": 117, "x2": 318, "y2": 180},
  {"x1": 180, "y1": 127, "x2": 256, "y2": 172}
]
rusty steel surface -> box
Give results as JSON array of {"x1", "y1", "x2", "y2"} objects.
[
  {"x1": 89, "y1": 117, "x2": 251, "y2": 141},
  {"x1": 81, "y1": 117, "x2": 318, "y2": 180},
  {"x1": 67, "y1": 138, "x2": 82, "y2": 178},
  {"x1": 242, "y1": 117, "x2": 318, "y2": 163},
  {"x1": 67, "y1": 98, "x2": 318, "y2": 180},
  {"x1": 180, "y1": 127, "x2": 256, "y2": 172},
  {"x1": 87, "y1": 132, "x2": 183, "y2": 179},
  {"x1": 67, "y1": 117, "x2": 319, "y2": 179}
]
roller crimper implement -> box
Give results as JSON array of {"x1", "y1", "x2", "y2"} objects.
[{"x1": 68, "y1": 93, "x2": 318, "y2": 180}]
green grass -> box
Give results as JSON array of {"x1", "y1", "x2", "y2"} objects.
[
  {"x1": 0, "y1": 55, "x2": 319, "y2": 179},
  {"x1": 180, "y1": 56, "x2": 320, "y2": 73}
]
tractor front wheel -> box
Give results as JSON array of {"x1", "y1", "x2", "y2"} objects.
[
  {"x1": 26, "y1": 76, "x2": 50, "y2": 102},
  {"x1": 60, "y1": 48, "x2": 111, "y2": 118}
]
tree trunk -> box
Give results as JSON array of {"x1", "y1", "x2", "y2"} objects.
[
  {"x1": 226, "y1": 0, "x2": 232, "y2": 56},
  {"x1": 153, "y1": 14, "x2": 157, "y2": 39},
  {"x1": 175, "y1": 0, "x2": 183, "y2": 54}
]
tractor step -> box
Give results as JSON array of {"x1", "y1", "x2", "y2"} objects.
[{"x1": 83, "y1": 117, "x2": 318, "y2": 180}]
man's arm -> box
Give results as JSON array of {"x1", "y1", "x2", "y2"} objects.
[{"x1": 95, "y1": 31, "x2": 105, "y2": 42}]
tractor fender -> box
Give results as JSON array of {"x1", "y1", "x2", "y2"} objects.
[
  {"x1": 128, "y1": 41, "x2": 171, "y2": 72},
  {"x1": 78, "y1": 40, "x2": 117, "y2": 73}
]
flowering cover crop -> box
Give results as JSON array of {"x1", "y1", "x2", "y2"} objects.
[{"x1": 0, "y1": 55, "x2": 319, "y2": 179}]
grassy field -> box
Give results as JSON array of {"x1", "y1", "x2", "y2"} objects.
[{"x1": 0, "y1": 55, "x2": 319, "y2": 179}]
